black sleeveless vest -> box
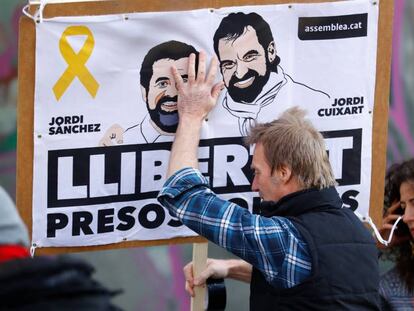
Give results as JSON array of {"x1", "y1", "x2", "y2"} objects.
[{"x1": 249, "y1": 187, "x2": 380, "y2": 311}]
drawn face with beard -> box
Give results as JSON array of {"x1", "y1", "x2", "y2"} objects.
[
  {"x1": 142, "y1": 57, "x2": 188, "y2": 134},
  {"x1": 218, "y1": 26, "x2": 275, "y2": 103}
]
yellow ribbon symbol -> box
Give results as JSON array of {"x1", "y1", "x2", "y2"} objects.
[{"x1": 53, "y1": 26, "x2": 99, "y2": 101}]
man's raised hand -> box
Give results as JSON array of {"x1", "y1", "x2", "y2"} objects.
[{"x1": 171, "y1": 50, "x2": 224, "y2": 122}]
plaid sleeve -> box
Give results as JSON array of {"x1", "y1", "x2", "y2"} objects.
[{"x1": 158, "y1": 167, "x2": 312, "y2": 288}]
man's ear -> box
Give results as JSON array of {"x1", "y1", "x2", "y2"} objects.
[
  {"x1": 278, "y1": 164, "x2": 292, "y2": 184},
  {"x1": 140, "y1": 85, "x2": 147, "y2": 102},
  {"x1": 267, "y1": 41, "x2": 277, "y2": 64}
]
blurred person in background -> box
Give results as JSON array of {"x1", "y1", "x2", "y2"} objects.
[
  {"x1": 378, "y1": 159, "x2": 414, "y2": 310},
  {"x1": 0, "y1": 186, "x2": 123, "y2": 311}
]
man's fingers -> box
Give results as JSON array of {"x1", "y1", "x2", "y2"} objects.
[
  {"x1": 171, "y1": 66, "x2": 184, "y2": 90},
  {"x1": 183, "y1": 264, "x2": 194, "y2": 283},
  {"x1": 185, "y1": 281, "x2": 195, "y2": 297},
  {"x1": 211, "y1": 82, "x2": 224, "y2": 100},
  {"x1": 194, "y1": 266, "x2": 213, "y2": 285},
  {"x1": 186, "y1": 278, "x2": 194, "y2": 289},
  {"x1": 183, "y1": 262, "x2": 194, "y2": 277},
  {"x1": 175, "y1": 52, "x2": 221, "y2": 119},
  {"x1": 188, "y1": 53, "x2": 196, "y2": 83},
  {"x1": 183, "y1": 262, "x2": 196, "y2": 297},
  {"x1": 196, "y1": 50, "x2": 206, "y2": 83},
  {"x1": 206, "y1": 56, "x2": 218, "y2": 85}
]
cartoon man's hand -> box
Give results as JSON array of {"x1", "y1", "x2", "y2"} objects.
[{"x1": 99, "y1": 124, "x2": 124, "y2": 146}]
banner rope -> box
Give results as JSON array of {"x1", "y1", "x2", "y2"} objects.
[
  {"x1": 30, "y1": 243, "x2": 37, "y2": 258},
  {"x1": 22, "y1": 5, "x2": 36, "y2": 21},
  {"x1": 22, "y1": 0, "x2": 49, "y2": 23},
  {"x1": 363, "y1": 215, "x2": 403, "y2": 247}
]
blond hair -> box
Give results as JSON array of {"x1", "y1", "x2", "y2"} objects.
[{"x1": 245, "y1": 107, "x2": 336, "y2": 189}]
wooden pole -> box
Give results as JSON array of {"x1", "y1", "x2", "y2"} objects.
[{"x1": 191, "y1": 242, "x2": 208, "y2": 311}]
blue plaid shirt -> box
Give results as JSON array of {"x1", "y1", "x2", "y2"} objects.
[{"x1": 157, "y1": 167, "x2": 312, "y2": 289}]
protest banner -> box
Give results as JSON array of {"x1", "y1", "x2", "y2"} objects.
[{"x1": 18, "y1": 0, "x2": 392, "y2": 254}]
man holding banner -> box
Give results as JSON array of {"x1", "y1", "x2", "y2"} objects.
[{"x1": 157, "y1": 51, "x2": 380, "y2": 310}]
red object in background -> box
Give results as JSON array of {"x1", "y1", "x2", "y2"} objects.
[{"x1": 0, "y1": 245, "x2": 29, "y2": 263}]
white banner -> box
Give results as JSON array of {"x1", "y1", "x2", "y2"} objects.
[{"x1": 33, "y1": 0, "x2": 379, "y2": 247}]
